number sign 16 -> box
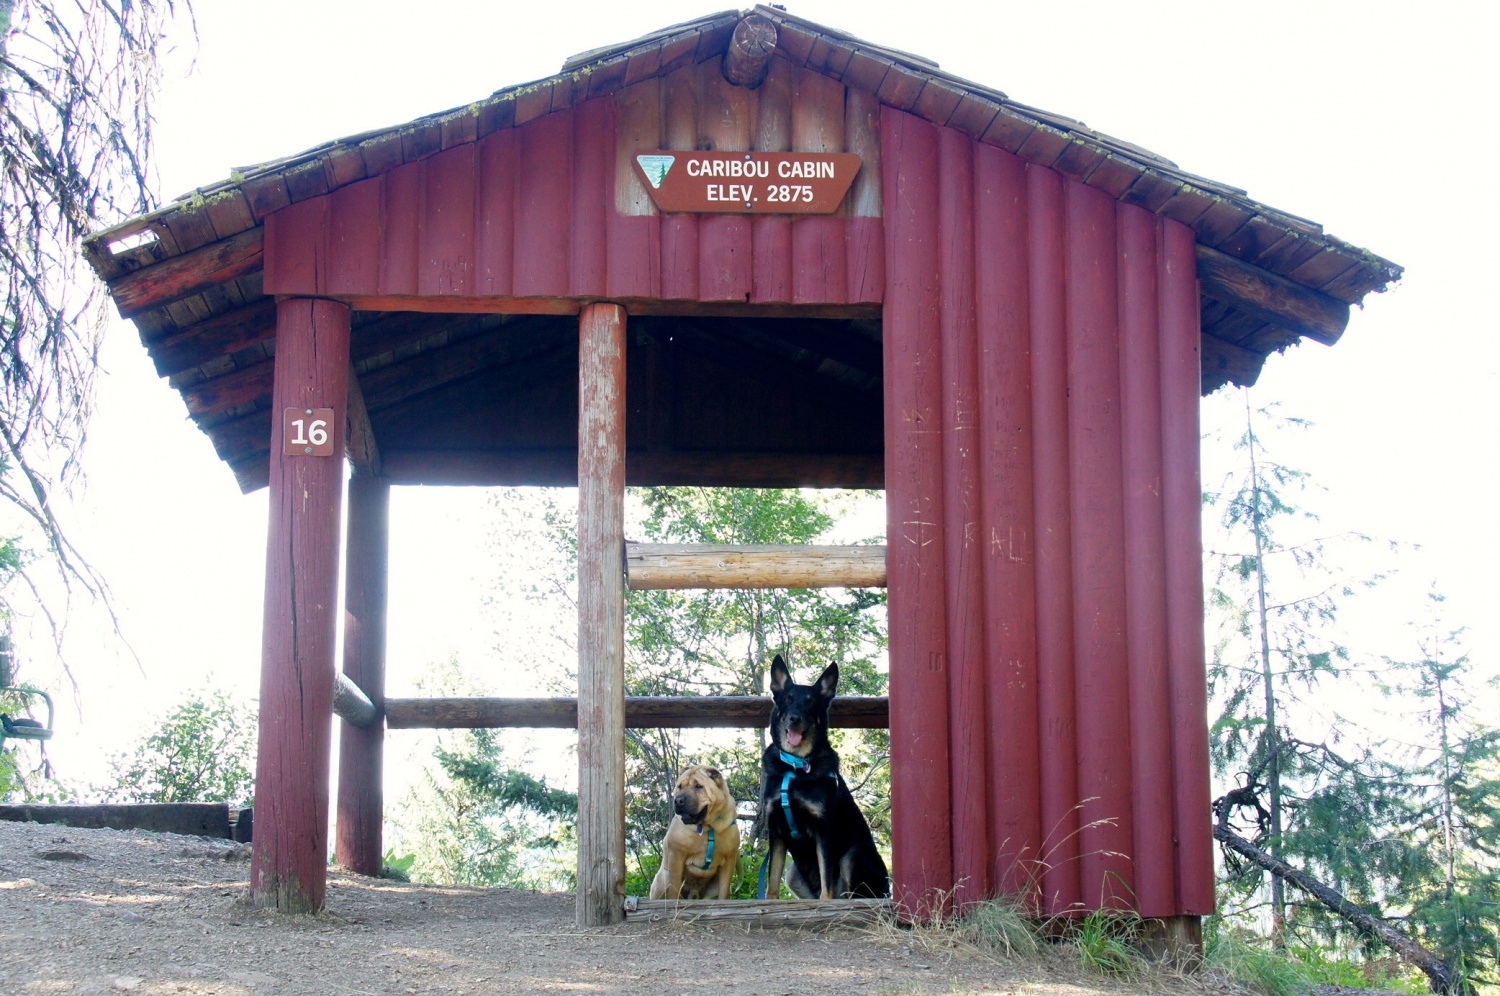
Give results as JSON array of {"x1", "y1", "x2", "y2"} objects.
[{"x1": 283, "y1": 407, "x2": 337, "y2": 457}]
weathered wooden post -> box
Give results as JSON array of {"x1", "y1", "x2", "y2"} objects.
[
  {"x1": 576, "y1": 302, "x2": 627, "y2": 927},
  {"x1": 250, "y1": 297, "x2": 350, "y2": 913},
  {"x1": 335, "y1": 469, "x2": 390, "y2": 876}
]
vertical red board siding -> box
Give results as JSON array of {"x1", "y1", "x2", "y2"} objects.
[
  {"x1": 1064, "y1": 179, "x2": 1135, "y2": 910},
  {"x1": 847, "y1": 216, "x2": 885, "y2": 305},
  {"x1": 476, "y1": 128, "x2": 517, "y2": 297},
  {"x1": 1117, "y1": 204, "x2": 1177, "y2": 917},
  {"x1": 1160, "y1": 218, "x2": 1215, "y2": 913},
  {"x1": 513, "y1": 110, "x2": 573, "y2": 297},
  {"x1": 571, "y1": 97, "x2": 612, "y2": 297},
  {"x1": 973, "y1": 143, "x2": 1042, "y2": 899},
  {"x1": 752, "y1": 217, "x2": 793, "y2": 302},
  {"x1": 420, "y1": 144, "x2": 478, "y2": 296},
  {"x1": 660, "y1": 69, "x2": 700, "y2": 301},
  {"x1": 264, "y1": 197, "x2": 329, "y2": 294},
  {"x1": 251, "y1": 298, "x2": 349, "y2": 913},
  {"x1": 1025, "y1": 163, "x2": 1082, "y2": 914},
  {"x1": 698, "y1": 217, "x2": 753, "y2": 302},
  {"x1": 379, "y1": 161, "x2": 423, "y2": 296},
  {"x1": 750, "y1": 62, "x2": 793, "y2": 305},
  {"x1": 697, "y1": 66, "x2": 754, "y2": 303},
  {"x1": 882, "y1": 106, "x2": 953, "y2": 913},
  {"x1": 661, "y1": 215, "x2": 701, "y2": 300},
  {"x1": 265, "y1": 87, "x2": 883, "y2": 310},
  {"x1": 792, "y1": 217, "x2": 849, "y2": 305},
  {"x1": 608, "y1": 213, "x2": 660, "y2": 299},
  {"x1": 606, "y1": 79, "x2": 660, "y2": 299},
  {"x1": 938, "y1": 127, "x2": 989, "y2": 906},
  {"x1": 327, "y1": 178, "x2": 382, "y2": 294}
]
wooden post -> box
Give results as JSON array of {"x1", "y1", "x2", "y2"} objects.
[
  {"x1": 335, "y1": 471, "x2": 390, "y2": 876},
  {"x1": 577, "y1": 302, "x2": 627, "y2": 927},
  {"x1": 250, "y1": 298, "x2": 350, "y2": 913}
]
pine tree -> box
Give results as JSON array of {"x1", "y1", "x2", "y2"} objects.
[
  {"x1": 1205, "y1": 394, "x2": 1391, "y2": 941},
  {"x1": 1376, "y1": 601, "x2": 1500, "y2": 989}
]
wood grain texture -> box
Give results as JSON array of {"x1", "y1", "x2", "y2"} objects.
[
  {"x1": 111, "y1": 228, "x2": 263, "y2": 318},
  {"x1": 335, "y1": 474, "x2": 390, "y2": 876},
  {"x1": 1064, "y1": 178, "x2": 1134, "y2": 910},
  {"x1": 1118, "y1": 205, "x2": 1175, "y2": 918},
  {"x1": 383, "y1": 695, "x2": 889, "y2": 730},
  {"x1": 881, "y1": 107, "x2": 953, "y2": 915},
  {"x1": 1162, "y1": 219, "x2": 1216, "y2": 915},
  {"x1": 938, "y1": 125, "x2": 988, "y2": 906},
  {"x1": 250, "y1": 298, "x2": 350, "y2": 914},
  {"x1": 974, "y1": 143, "x2": 1042, "y2": 898},
  {"x1": 1026, "y1": 162, "x2": 1082, "y2": 914},
  {"x1": 576, "y1": 302, "x2": 627, "y2": 928},
  {"x1": 1196, "y1": 243, "x2": 1350, "y2": 345},
  {"x1": 625, "y1": 543, "x2": 886, "y2": 589}
]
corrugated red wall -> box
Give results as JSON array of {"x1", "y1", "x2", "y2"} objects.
[
  {"x1": 881, "y1": 107, "x2": 1213, "y2": 918},
  {"x1": 261, "y1": 86, "x2": 1215, "y2": 920}
]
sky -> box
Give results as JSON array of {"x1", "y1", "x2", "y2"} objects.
[{"x1": 8, "y1": 0, "x2": 1497, "y2": 792}]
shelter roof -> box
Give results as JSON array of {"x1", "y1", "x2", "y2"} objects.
[{"x1": 81, "y1": 7, "x2": 1401, "y2": 492}]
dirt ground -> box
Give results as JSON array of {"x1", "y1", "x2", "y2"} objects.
[{"x1": 0, "y1": 819, "x2": 1205, "y2": 996}]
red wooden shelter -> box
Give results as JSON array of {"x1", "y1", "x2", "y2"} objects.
[{"x1": 83, "y1": 8, "x2": 1399, "y2": 934}]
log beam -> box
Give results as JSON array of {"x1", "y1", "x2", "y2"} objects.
[
  {"x1": 1200, "y1": 333, "x2": 1264, "y2": 392},
  {"x1": 108, "y1": 228, "x2": 264, "y2": 319},
  {"x1": 576, "y1": 302, "x2": 627, "y2": 928},
  {"x1": 722, "y1": 13, "x2": 778, "y2": 89},
  {"x1": 382, "y1": 694, "x2": 890, "y2": 730},
  {"x1": 1195, "y1": 245, "x2": 1350, "y2": 346},
  {"x1": 147, "y1": 299, "x2": 277, "y2": 378},
  {"x1": 332, "y1": 671, "x2": 379, "y2": 728},
  {"x1": 627, "y1": 543, "x2": 886, "y2": 589}
]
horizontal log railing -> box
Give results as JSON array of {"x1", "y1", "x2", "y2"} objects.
[
  {"x1": 625, "y1": 543, "x2": 886, "y2": 590},
  {"x1": 383, "y1": 695, "x2": 888, "y2": 730},
  {"x1": 363, "y1": 545, "x2": 890, "y2": 734}
]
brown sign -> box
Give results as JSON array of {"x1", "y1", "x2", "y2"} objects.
[
  {"x1": 633, "y1": 151, "x2": 861, "y2": 215},
  {"x1": 283, "y1": 408, "x2": 337, "y2": 457}
]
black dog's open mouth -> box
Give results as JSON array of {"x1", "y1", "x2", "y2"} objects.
[{"x1": 783, "y1": 722, "x2": 807, "y2": 749}]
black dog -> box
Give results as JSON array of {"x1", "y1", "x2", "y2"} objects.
[{"x1": 757, "y1": 655, "x2": 889, "y2": 899}]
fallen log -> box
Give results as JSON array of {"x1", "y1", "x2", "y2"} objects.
[{"x1": 1213, "y1": 802, "x2": 1464, "y2": 994}]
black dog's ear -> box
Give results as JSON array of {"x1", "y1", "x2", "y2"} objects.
[
  {"x1": 815, "y1": 662, "x2": 839, "y2": 699},
  {"x1": 769, "y1": 654, "x2": 791, "y2": 694}
]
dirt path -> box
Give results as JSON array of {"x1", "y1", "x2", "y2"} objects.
[{"x1": 1, "y1": 819, "x2": 1190, "y2": 995}]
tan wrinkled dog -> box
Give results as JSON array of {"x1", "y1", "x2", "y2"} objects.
[{"x1": 649, "y1": 765, "x2": 741, "y2": 899}]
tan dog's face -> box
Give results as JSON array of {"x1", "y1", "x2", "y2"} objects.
[{"x1": 671, "y1": 765, "x2": 726, "y2": 825}]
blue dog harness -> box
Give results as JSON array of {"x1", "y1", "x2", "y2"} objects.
[
  {"x1": 693, "y1": 823, "x2": 715, "y2": 872},
  {"x1": 777, "y1": 750, "x2": 812, "y2": 840},
  {"x1": 757, "y1": 750, "x2": 838, "y2": 898}
]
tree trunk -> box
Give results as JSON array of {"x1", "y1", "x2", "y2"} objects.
[{"x1": 1213, "y1": 803, "x2": 1465, "y2": 995}]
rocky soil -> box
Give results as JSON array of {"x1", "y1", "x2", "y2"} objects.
[{"x1": 0, "y1": 818, "x2": 1220, "y2": 996}]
